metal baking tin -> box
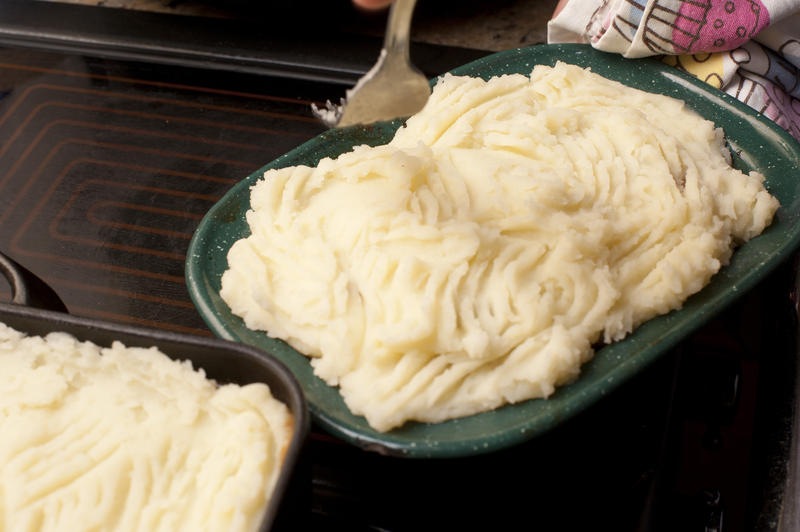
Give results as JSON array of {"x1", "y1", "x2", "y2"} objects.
[{"x1": 0, "y1": 252, "x2": 309, "y2": 531}]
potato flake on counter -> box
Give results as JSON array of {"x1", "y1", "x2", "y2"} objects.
[
  {"x1": 221, "y1": 62, "x2": 779, "y2": 432},
  {"x1": 0, "y1": 322, "x2": 292, "y2": 532}
]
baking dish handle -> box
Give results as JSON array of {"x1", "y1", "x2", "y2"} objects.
[{"x1": 0, "y1": 250, "x2": 68, "y2": 312}]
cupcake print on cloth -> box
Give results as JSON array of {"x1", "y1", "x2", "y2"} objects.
[
  {"x1": 548, "y1": 0, "x2": 800, "y2": 140},
  {"x1": 662, "y1": 0, "x2": 770, "y2": 54}
]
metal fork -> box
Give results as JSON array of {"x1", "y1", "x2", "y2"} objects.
[{"x1": 312, "y1": 0, "x2": 430, "y2": 128}]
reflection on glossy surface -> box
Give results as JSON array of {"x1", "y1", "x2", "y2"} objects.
[{"x1": 0, "y1": 48, "x2": 328, "y2": 332}]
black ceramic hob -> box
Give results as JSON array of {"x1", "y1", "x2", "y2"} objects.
[{"x1": 0, "y1": 2, "x2": 797, "y2": 530}]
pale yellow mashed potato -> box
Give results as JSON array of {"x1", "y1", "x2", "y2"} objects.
[
  {"x1": 0, "y1": 322, "x2": 292, "y2": 532},
  {"x1": 221, "y1": 62, "x2": 778, "y2": 432}
]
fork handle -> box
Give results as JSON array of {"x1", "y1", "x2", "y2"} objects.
[{"x1": 383, "y1": 0, "x2": 418, "y2": 60}]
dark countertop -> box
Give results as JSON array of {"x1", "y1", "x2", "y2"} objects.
[{"x1": 35, "y1": 0, "x2": 560, "y2": 52}]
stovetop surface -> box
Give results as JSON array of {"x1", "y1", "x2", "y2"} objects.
[
  {"x1": 0, "y1": 47, "x2": 329, "y2": 332},
  {"x1": 0, "y1": 26, "x2": 797, "y2": 532}
]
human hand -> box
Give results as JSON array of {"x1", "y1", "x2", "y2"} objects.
[
  {"x1": 552, "y1": 0, "x2": 570, "y2": 17},
  {"x1": 352, "y1": 0, "x2": 393, "y2": 10}
]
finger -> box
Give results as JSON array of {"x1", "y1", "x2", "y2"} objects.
[
  {"x1": 352, "y1": 0, "x2": 394, "y2": 10},
  {"x1": 552, "y1": 0, "x2": 571, "y2": 18}
]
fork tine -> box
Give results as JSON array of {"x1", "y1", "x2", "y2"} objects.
[{"x1": 312, "y1": 0, "x2": 429, "y2": 128}]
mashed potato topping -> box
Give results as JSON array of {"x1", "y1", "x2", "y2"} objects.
[
  {"x1": 221, "y1": 62, "x2": 778, "y2": 432},
  {"x1": 0, "y1": 323, "x2": 292, "y2": 531}
]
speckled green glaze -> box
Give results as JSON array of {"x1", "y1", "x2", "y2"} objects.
[{"x1": 186, "y1": 44, "x2": 800, "y2": 458}]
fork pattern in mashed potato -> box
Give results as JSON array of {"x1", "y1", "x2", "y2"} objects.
[{"x1": 221, "y1": 62, "x2": 778, "y2": 432}]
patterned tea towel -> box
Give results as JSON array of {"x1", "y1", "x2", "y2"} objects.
[{"x1": 548, "y1": 0, "x2": 800, "y2": 140}]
